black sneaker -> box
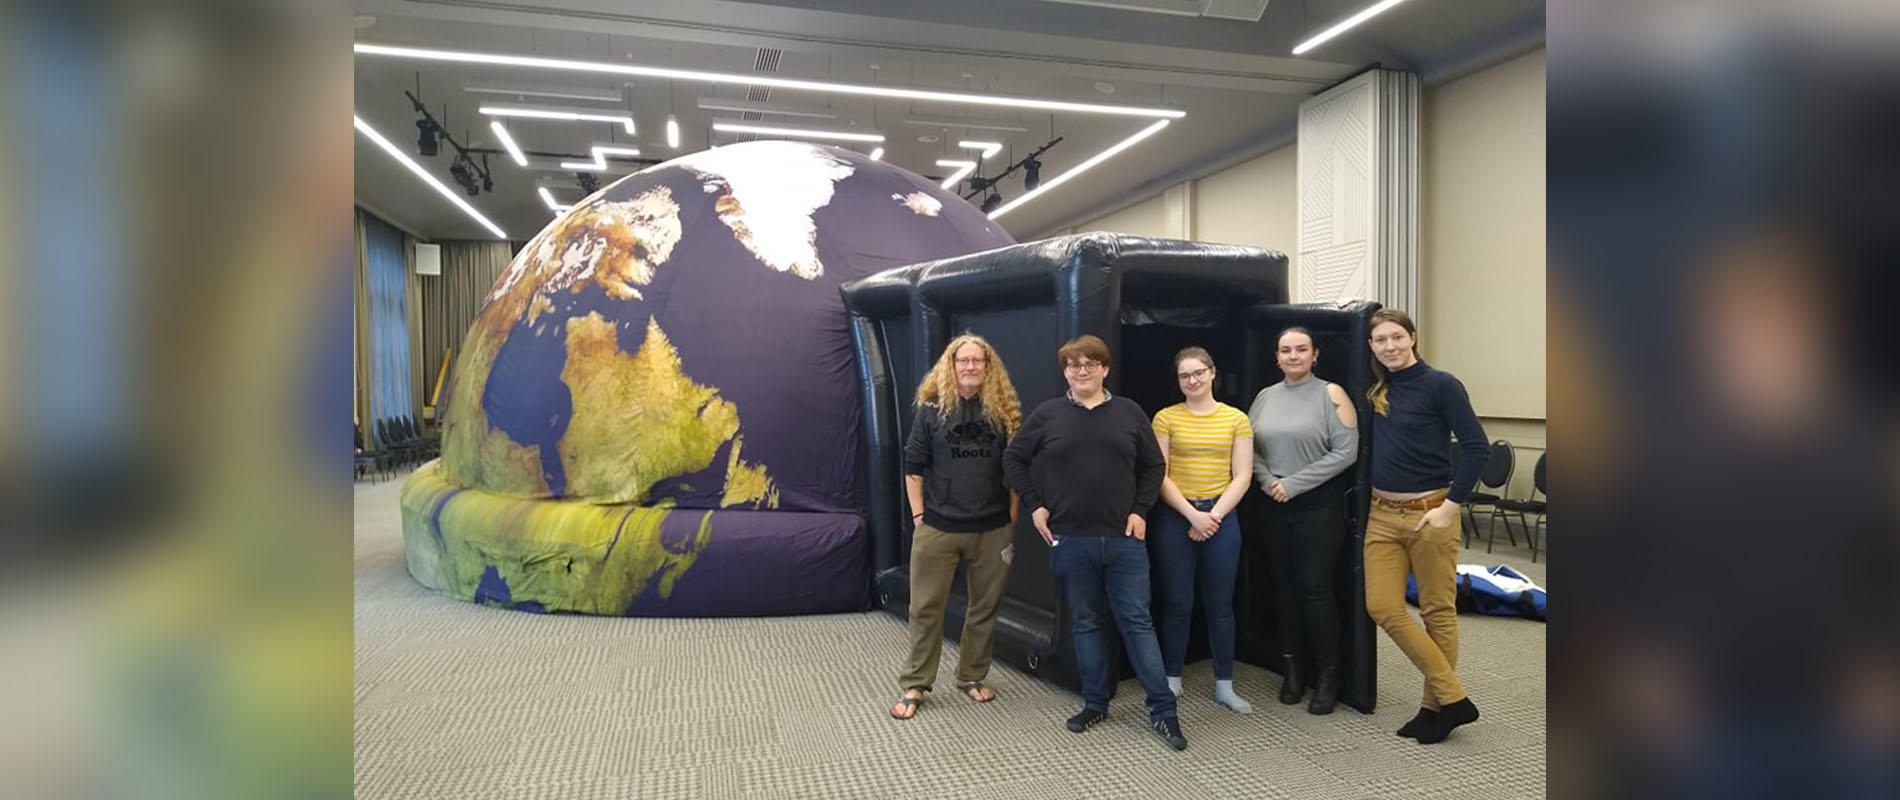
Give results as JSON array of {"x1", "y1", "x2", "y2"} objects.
[
  {"x1": 1065, "y1": 708, "x2": 1106, "y2": 733},
  {"x1": 1149, "y1": 716, "x2": 1187, "y2": 751}
]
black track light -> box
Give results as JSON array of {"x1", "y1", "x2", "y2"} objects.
[
  {"x1": 980, "y1": 192, "x2": 1003, "y2": 213},
  {"x1": 576, "y1": 172, "x2": 600, "y2": 195},
  {"x1": 449, "y1": 156, "x2": 481, "y2": 196},
  {"x1": 416, "y1": 117, "x2": 439, "y2": 157},
  {"x1": 1022, "y1": 156, "x2": 1041, "y2": 190}
]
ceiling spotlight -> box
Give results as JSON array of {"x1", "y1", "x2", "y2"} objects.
[
  {"x1": 980, "y1": 193, "x2": 1003, "y2": 213},
  {"x1": 448, "y1": 156, "x2": 480, "y2": 196},
  {"x1": 868, "y1": 147, "x2": 884, "y2": 161},
  {"x1": 576, "y1": 172, "x2": 600, "y2": 194},
  {"x1": 416, "y1": 117, "x2": 439, "y2": 157},
  {"x1": 1022, "y1": 156, "x2": 1042, "y2": 190},
  {"x1": 666, "y1": 115, "x2": 681, "y2": 149}
]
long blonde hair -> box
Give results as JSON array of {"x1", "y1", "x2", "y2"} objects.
[
  {"x1": 1368, "y1": 308, "x2": 1419, "y2": 416},
  {"x1": 914, "y1": 334, "x2": 1023, "y2": 438}
]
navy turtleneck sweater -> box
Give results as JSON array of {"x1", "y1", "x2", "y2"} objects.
[{"x1": 1369, "y1": 359, "x2": 1489, "y2": 503}]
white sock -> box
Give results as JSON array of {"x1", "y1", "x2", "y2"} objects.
[
  {"x1": 1214, "y1": 679, "x2": 1252, "y2": 714},
  {"x1": 1167, "y1": 675, "x2": 1183, "y2": 696}
]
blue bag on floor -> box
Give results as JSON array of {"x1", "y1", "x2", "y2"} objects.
[{"x1": 1405, "y1": 564, "x2": 1546, "y2": 621}]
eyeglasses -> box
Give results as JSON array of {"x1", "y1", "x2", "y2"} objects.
[
  {"x1": 1176, "y1": 367, "x2": 1211, "y2": 383},
  {"x1": 954, "y1": 357, "x2": 986, "y2": 367},
  {"x1": 1063, "y1": 360, "x2": 1103, "y2": 373}
]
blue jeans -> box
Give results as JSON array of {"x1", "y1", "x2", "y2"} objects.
[
  {"x1": 1050, "y1": 536, "x2": 1178, "y2": 720},
  {"x1": 1151, "y1": 498, "x2": 1241, "y2": 679}
]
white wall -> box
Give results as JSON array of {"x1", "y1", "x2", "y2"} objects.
[
  {"x1": 1193, "y1": 144, "x2": 1298, "y2": 269},
  {"x1": 1421, "y1": 48, "x2": 1546, "y2": 422},
  {"x1": 1070, "y1": 191, "x2": 1171, "y2": 238}
]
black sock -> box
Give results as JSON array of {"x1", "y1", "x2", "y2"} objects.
[
  {"x1": 1414, "y1": 698, "x2": 1479, "y2": 744},
  {"x1": 1396, "y1": 707, "x2": 1438, "y2": 738}
]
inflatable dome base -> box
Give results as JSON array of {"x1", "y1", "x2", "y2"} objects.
[{"x1": 399, "y1": 461, "x2": 871, "y2": 616}]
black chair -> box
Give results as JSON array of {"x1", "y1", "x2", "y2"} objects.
[
  {"x1": 404, "y1": 414, "x2": 440, "y2": 458},
  {"x1": 355, "y1": 426, "x2": 390, "y2": 481},
  {"x1": 377, "y1": 417, "x2": 423, "y2": 467},
  {"x1": 1461, "y1": 440, "x2": 1515, "y2": 549},
  {"x1": 1495, "y1": 452, "x2": 1546, "y2": 561}
]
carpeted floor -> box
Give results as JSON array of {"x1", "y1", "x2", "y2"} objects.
[{"x1": 355, "y1": 467, "x2": 1545, "y2": 799}]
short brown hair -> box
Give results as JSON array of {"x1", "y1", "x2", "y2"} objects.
[{"x1": 1057, "y1": 334, "x2": 1110, "y2": 367}]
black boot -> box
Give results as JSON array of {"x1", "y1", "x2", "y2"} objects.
[
  {"x1": 1307, "y1": 665, "x2": 1339, "y2": 715},
  {"x1": 1278, "y1": 654, "x2": 1306, "y2": 705}
]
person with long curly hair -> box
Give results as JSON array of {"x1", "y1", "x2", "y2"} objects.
[
  {"x1": 1363, "y1": 308, "x2": 1489, "y2": 744},
  {"x1": 890, "y1": 333, "x2": 1022, "y2": 720}
]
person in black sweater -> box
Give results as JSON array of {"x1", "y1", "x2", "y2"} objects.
[
  {"x1": 1002, "y1": 335, "x2": 1185, "y2": 751},
  {"x1": 890, "y1": 334, "x2": 1022, "y2": 720},
  {"x1": 1362, "y1": 308, "x2": 1489, "y2": 744}
]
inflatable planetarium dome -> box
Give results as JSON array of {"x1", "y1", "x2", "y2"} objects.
[{"x1": 400, "y1": 140, "x2": 1015, "y2": 616}]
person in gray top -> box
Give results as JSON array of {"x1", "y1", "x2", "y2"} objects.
[{"x1": 1248, "y1": 327, "x2": 1360, "y2": 714}]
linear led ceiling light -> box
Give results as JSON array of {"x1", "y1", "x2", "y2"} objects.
[
  {"x1": 989, "y1": 119, "x2": 1170, "y2": 219},
  {"x1": 354, "y1": 114, "x2": 506, "y2": 238},
  {"x1": 479, "y1": 103, "x2": 635, "y2": 135},
  {"x1": 711, "y1": 121, "x2": 884, "y2": 143},
  {"x1": 463, "y1": 81, "x2": 622, "y2": 104},
  {"x1": 537, "y1": 186, "x2": 571, "y2": 215},
  {"x1": 1291, "y1": 0, "x2": 1410, "y2": 55},
  {"x1": 959, "y1": 140, "x2": 1003, "y2": 160},
  {"x1": 665, "y1": 116, "x2": 681, "y2": 149},
  {"x1": 936, "y1": 159, "x2": 977, "y2": 189},
  {"x1": 694, "y1": 97, "x2": 839, "y2": 119},
  {"x1": 489, "y1": 121, "x2": 528, "y2": 166},
  {"x1": 561, "y1": 145, "x2": 643, "y2": 171},
  {"x1": 357, "y1": 43, "x2": 1184, "y2": 119},
  {"x1": 902, "y1": 115, "x2": 1031, "y2": 132},
  {"x1": 868, "y1": 147, "x2": 885, "y2": 161}
]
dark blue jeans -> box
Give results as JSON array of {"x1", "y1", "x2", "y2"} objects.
[
  {"x1": 1151, "y1": 498, "x2": 1241, "y2": 679},
  {"x1": 1050, "y1": 535, "x2": 1178, "y2": 720}
]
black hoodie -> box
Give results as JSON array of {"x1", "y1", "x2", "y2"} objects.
[{"x1": 904, "y1": 399, "x2": 1011, "y2": 532}]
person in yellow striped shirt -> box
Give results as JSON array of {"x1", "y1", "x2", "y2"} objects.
[{"x1": 1150, "y1": 347, "x2": 1255, "y2": 713}]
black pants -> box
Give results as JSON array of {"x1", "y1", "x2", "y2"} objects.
[{"x1": 1263, "y1": 502, "x2": 1347, "y2": 666}]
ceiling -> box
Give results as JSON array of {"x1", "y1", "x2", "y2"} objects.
[{"x1": 353, "y1": 0, "x2": 1545, "y2": 241}]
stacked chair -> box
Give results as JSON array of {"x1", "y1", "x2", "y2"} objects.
[
  {"x1": 374, "y1": 416, "x2": 440, "y2": 468},
  {"x1": 355, "y1": 426, "x2": 392, "y2": 482}
]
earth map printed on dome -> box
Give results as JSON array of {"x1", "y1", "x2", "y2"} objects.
[{"x1": 438, "y1": 140, "x2": 1015, "y2": 516}]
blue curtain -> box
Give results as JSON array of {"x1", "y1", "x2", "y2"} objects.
[{"x1": 363, "y1": 212, "x2": 413, "y2": 436}]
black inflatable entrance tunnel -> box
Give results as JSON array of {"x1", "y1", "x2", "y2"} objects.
[{"x1": 842, "y1": 232, "x2": 1383, "y2": 713}]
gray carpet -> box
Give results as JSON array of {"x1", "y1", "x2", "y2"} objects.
[{"x1": 356, "y1": 468, "x2": 1545, "y2": 799}]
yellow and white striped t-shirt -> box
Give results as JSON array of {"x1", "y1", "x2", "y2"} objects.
[{"x1": 1151, "y1": 403, "x2": 1251, "y2": 498}]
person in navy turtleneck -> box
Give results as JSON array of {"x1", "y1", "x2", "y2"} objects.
[{"x1": 1362, "y1": 308, "x2": 1489, "y2": 745}]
